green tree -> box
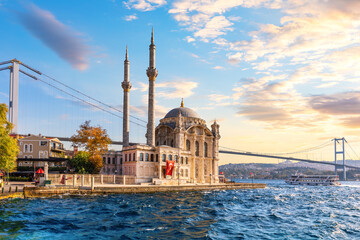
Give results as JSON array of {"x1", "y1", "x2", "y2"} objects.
[
  {"x1": 71, "y1": 121, "x2": 111, "y2": 173},
  {"x1": 0, "y1": 104, "x2": 19, "y2": 182},
  {"x1": 68, "y1": 151, "x2": 95, "y2": 174}
]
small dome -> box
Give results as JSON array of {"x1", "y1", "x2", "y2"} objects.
[{"x1": 164, "y1": 107, "x2": 200, "y2": 119}]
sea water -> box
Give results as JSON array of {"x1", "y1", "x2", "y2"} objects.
[{"x1": 1, "y1": 180, "x2": 360, "y2": 239}]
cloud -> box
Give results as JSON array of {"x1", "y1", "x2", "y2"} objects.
[
  {"x1": 213, "y1": 66, "x2": 224, "y2": 70},
  {"x1": 185, "y1": 36, "x2": 195, "y2": 42},
  {"x1": 194, "y1": 15, "x2": 233, "y2": 39},
  {"x1": 124, "y1": 0, "x2": 167, "y2": 11},
  {"x1": 157, "y1": 80, "x2": 198, "y2": 99},
  {"x1": 137, "y1": 79, "x2": 198, "y2": 99},
  {"x1": 15, "y1": 3, "x2": 91, "y2": 70},
  {"x1": 309, "y1": 92, "x2": 360, "y2": 115},
  {"x1": 341, "y1": 117, "x2": 360, "y2": 129},
  {"x1": 124, "y1": 14, "x2": 138, "y2": 21}
]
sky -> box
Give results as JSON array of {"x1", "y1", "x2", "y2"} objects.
[{"x1": 0, "y1": 0, "x2": 360, "y2": 165}]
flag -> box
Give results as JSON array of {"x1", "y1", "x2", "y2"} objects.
[{"x1": 166, "y1": 160, "x2": 175, "y2": 176}]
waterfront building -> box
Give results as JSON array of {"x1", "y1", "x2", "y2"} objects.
[
  {"x1": 102, "y1": 30, "x2": 221, "y2": 184},
  {"x1": 12, "y1": 134, "x2": 68, "y2": 168}
]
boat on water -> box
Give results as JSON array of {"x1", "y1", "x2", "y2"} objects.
[{"x1": 285, "y1": 175, "x2": 340, "y2": 186}]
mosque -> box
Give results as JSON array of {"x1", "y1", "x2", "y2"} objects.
[{"x1": 102, "y1": 30, "x2": 221, "y2": 185}]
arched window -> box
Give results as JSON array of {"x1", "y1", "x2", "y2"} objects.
[
  {"x1": 145, "y1": 153, "x2": 149, "y2": 161},
  {"x1": 29, "y1": 144, "x2": 33, "y2": 152},
  {"x1": 186, "y1": 140, "x2": 190, "y2": 151},
  {"x1": 181, "y1": 157, "x2": 183, "y2": 164},
  {"x1": 175, "y1": 155, "x2": 178, "y2": 163},
  {"x1": 168, "y1": 155, "x2": 172, "y2": 160},
  {"x1": 24, "y1": 144, "x2": 28, "y2": 153},
  {"x1": 162, "y1": 154, "x2": 166, "y2": 162},
  {"x1": 140, "y1": 153, "x2": 144, "y2": 161},
  {"x1": 204, "y1": 142, "x2": 208, "y2": 157},
  {"x1": 195, "y1": 141, "x2": 199, "y2": 156}
]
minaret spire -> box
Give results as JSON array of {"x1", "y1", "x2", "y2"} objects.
[
  {"x1": 122, "y1": 46, "x2": 131, "y2": 147},
  {"x1": 146, "y1": 28, "x2": 158, "y2": 147},
  {"x1": 125, "y1": 45, "x2": 128, "y2": 61},
  {"x1": 151, "y1": 27, "x2": 154, "y2": 45}
]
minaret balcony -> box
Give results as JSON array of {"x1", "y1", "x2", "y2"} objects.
[{"x1": 146, "y1": 68, "x2": 158, "y2": 79}]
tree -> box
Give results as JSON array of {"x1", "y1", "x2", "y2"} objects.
[
  {"x1": 68, "y1": 151, "x2": 95, "y2": 174},
  {"x1": 0, "y1": 104, "x2": 19, "y2": 181},
  {"x1": 70, "y1": 121, "x2": 111, "y2": 173}
]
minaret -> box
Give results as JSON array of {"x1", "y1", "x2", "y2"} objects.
[
  {"x1": 122, "y1": 46, "x2": 131, "y2": 147},
  {"x1": 146, "y1": 28, "x2": 158, "y2": 146}
]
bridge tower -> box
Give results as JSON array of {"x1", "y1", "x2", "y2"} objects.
[{"x1": 333, "y1": 137, "x2": 346, "y2": 180}]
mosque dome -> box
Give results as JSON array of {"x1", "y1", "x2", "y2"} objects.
[
  {"x1": 164, "y1": 107, "x2": 200, "y2": 119},
  {"x1": 164, "y1": 99, "x2": 200, "y2": 119}
]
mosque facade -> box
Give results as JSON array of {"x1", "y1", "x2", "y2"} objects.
[{"x1": 102, "y1": 30, "x2": 221, "y2": 184}]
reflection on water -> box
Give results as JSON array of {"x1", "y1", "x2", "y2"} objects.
[{"x1": 1, "y1": 180, "x2": 360, "y2": 239}]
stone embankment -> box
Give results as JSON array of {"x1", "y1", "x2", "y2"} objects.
[{"x1": 23, "y1": 183, "x2": 266, "y2": 198}]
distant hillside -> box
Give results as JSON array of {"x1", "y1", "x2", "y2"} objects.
[{"x1": 219, "y1": 162, "x2": 360, "y2": 180}]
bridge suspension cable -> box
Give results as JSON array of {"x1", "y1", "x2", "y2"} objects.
[
  {"x1": 220, "y1": 139, "x2": 332, "y2": 157},
  {"x1": 36, "y1": 76, "x2": 147, "y2": 128},
  {"x1": 41, "y1": 73, "x2": 147, "y2": 124}
]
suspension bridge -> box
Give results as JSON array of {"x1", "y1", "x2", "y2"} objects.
[{"x1": 1, "y1": 59, "x2": 360, "y2": 180}]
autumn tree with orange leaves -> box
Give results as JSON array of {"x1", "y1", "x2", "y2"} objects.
[{"x1": 70, "y1": 121, "x2": 111, "y2": 173}]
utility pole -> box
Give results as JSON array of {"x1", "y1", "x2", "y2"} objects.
[{"x1": 333, "y1": 138, "x2": 347, "y2": 180}]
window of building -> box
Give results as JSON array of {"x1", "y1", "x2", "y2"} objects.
[
  {"x1": 185, "y1": 169, "x2": 189, "y2": 177},
  {"x1": 204, "y1": 142, "x2": 208, "y2": 157},
  {"x1": 175, "y1": 155, "x2": 178, "y2": 163},
  {"x1": 125, "y1": 154, "x2": 128, "y2": 162},
  {"x1": 156, "y1": 141, "x2": 159, "y2": 146},
  {"x1": 24, "y1": 156, "x2": 28, "y2": 159},
  {"x1": 186, "y1": 140, "x2": 190, "y2": 151},
  {"x1": 113, "y1": 157, "x2": 116, "y2": 164},
  {"x1": 145, "y1": 153, "x2": 149, "y2": 162},
  {"x1": 163, "y1": 141, "x2": 166, "y2": 145},
  {"x1": 168, "y1": 155, "x2": 172, "y2": 160},
  {"x1": 156, "y1": 154, "x2": 159, "y2": 162},
  {"x1": 181, "y1": 157, "x2": 184, "y2": 164},
  {"x1": 44, "y1": 151, "x2": 48, "y2": 158},
  {"x1": 29, "y1": 144, "x2": 33, "y2": 153},
  {"x1": 120, "y1": 157, "x2": 123, "y2": 164},
  {"x1": 181, "y1": 169, "x2": 184, "y2": 177},
  {"x1": 140, "y1": 153, "x2": 144, "y2": 161},
  {"x1": 162, "y1": 154, "x2": 166, "y2": 162},
  {"x1": 151, "y1": 154, "x2": 154, "y2": 162},
  {"x1": 195, "y1": 141, "x2": 199, "y2": 156},
  {"x1": 108, "y1": 157, "x2": 111, "y2": 164},
  {"x1": 24, "y1": 144, "x2": 28, "y2": 153},
  {"x1": 39, "y1": 151, "x2": 43, "y2": 158},
  {"x1": 133, "y1": 153, "x2": 135, "y2": 162},
  {"x1": 171, "y1": 140, "x2": 174, "y2": 147},
  {"x1": 40, "y1": 141, "x2": 47, "y2": 146},
  {"x1": 185, "y1": 157, "x2": 188, "y2": 164},
  {"x1": 103, "y1": 157, "x2": 106, "y2": 164}
]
